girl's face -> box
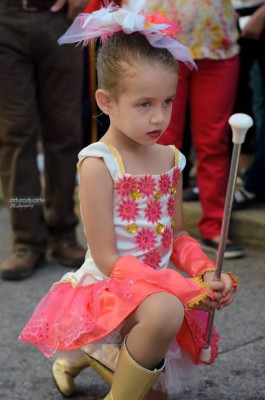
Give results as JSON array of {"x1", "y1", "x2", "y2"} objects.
[{"x1": 107, "y1": 62, "x2": 178, "y2": 147}]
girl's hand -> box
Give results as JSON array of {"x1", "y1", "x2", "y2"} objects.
[
  {"x1": 193, "y1": 279, "x2": 224, "y2": 312},
  {"x1": 193, "y1": 271, "x2": 235, "y2": 312},
  {"x1": 203, "y1": 271, "x2": 234, "y2": 310}
]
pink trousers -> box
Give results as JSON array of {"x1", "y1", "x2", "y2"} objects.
[{"x1": 159, "y1": 56, "x2": 239, "y2": 239}]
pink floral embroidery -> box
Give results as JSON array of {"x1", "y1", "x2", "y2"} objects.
[
  {"x1": 136, "y1": 228, "x2": 157, "y2": 251},
  {"x1": 162, "y1": 227, "x2": 173, "y2": 250},
  {"x1": 143, "y1": 249, "x2": 162, "y2": 270},
  {"x1": 172, "y1": 167, "x2": 181, "y2": 186},
  {"x1": 114, "y1": 176, "x2": 138, "y2": 197},
  {"x1": 145, "y1": 199, "x2": 162, "y2": 224},
  {"x1": 138, "y1": 175, "x2": 156, "y2": 198},
  {"x1": 158, "y1": 173, "x2": 171, "y2": 195},
  {"x1": 167, "y1": 196, "x2": 175, "y2": 218},
  {"x1": 117, "y1": 199, "x2": 140, "y2": 222}
]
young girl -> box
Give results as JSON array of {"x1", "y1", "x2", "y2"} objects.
[{"x1": 19, "y1": 2, "x2": 238, "y2": 399}]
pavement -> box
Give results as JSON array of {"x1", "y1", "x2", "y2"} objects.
[
  {"x1": 183, "y1": 200, "x2": 265, "y2": 248},
  {"x1": 0, "y1": 199, "x2": 265, "y2": 400}
]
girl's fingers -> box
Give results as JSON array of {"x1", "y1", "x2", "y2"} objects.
[
  {"x1": 209, "y1": 281, "x2": 225, "y2": 291},
  {"x1": 219, "y1": 292, "x2": 234, "y2": 306},
  {"x1": 210, "y1": 291, "x2": 223, "y2": 301}
]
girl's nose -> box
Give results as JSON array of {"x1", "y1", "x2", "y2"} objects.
[{"x1": 150, "y1": 108, "x2": 164, "y2": 124}]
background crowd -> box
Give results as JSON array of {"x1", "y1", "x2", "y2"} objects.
[{"x1": 0, "y1": 0, "x2": 264, "y2": 281}]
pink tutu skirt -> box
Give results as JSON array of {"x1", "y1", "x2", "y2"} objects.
[{"x1": 19, "y1": 255, "x2": 219, "y2": 366}]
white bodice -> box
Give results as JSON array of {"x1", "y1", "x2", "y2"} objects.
[{"x1": 78, "y1": 142, "x2": 185, "y2": 269}]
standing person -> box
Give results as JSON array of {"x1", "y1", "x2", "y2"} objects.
[
  {"x1": 232, "y1": 1, "x2": 265, "y2": 210},
  {"x1": 144, "y1": 0, "x2": 243, "y2": 259},
  {"x1": 19, "y1": 4, "x2": 238, "y2": 399},
  {"x1": 0, "y1": 0, "x2": 88, "y2": 280}
]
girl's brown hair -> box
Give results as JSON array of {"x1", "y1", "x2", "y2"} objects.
[{"x1": 96, "y1": 31, "x2": 178, "y2": 97}]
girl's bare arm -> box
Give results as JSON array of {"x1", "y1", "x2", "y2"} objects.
[{"x1": 79, "y1": 157, "x2": 120, "y2": 276}]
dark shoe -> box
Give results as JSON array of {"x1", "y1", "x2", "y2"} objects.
[
  {"x1": 0, "y1": 248, "x2": 45, "y2": 281},
  {"x1": 49, "y1": 236, "x2": 86, "y2": 269},
  {"x1": 201, "y1": 238, "x2": 244, "y2": 259},
  {"x1": 183, "y1": 187, "x2": 199, "y2": 202},
  {"x1": 233, "y1": 188, "x2": 265, "y2": 211}
]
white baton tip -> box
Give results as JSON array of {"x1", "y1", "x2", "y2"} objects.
[
  {"x1": 199, "y1": 346, "x2": 212, "y2": 362},
  {"x1": 229, "y1": 113, "x2": 253, "y2": 144}
]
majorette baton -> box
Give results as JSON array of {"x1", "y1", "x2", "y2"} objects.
[{"x1": 200, "y1": 113, "x2": 254, "y2": 363}]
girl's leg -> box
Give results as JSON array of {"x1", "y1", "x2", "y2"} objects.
[
  {"x1": 104, "y1": 292, "x2": 184, "y2": 400},
  {"x1": 53, "y1": 292, "x2": 183, "y2": 400},
  {"x1": 122, "y1": 292, "x2": 184, "y2": 369}
]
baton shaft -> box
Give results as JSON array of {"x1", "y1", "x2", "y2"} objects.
[{"x1": 205, "y1": 143, "x2": 241, "y2": 346}]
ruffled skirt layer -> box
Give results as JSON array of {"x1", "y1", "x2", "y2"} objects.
[{"x1": 19, "y1": 255, "x2": 220, "y2": 393}]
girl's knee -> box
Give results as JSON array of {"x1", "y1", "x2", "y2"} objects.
[
  {"x1": 144, "y1": 293, "x2": 184, "y2": 336},
  {"x1": 160, "y1": 294, "x2": 184, "y2": 334},
  {"x1": 123, "y1": 292, "x2": 184, "y2": 339}
]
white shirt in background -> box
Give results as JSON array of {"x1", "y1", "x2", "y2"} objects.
[{"x1": 232, "y1": 0, "x2": 265, "y2": 9}]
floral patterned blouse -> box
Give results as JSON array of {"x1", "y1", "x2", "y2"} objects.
[
  {"x1": 75, "y1": 142, "x2": 185, "y2": 280},
  {"x1": 145, "y1": 0, "x2": 239, "y2": 59}
]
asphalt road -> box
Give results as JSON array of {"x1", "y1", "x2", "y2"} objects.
[{"x1": 0, "y1": 206, "x2": 265, "y2": 400}]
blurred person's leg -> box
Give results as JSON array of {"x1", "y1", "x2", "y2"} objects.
[
  {"x1": 250, "y1": 63, "x2": 265, "y2": 143},
  {"x1": 233, "y1": 31, "x2": 265, "y2": 209},
  {"x1": 161, "y1": 59, "x2": 239, "y2": 242},
  {"x1": 0, "y1": 11, "x2": 48, "y2": 253},
  {"x1": 242, "y1": 34, "x2": 265, "y2": 197},
  {"x1": 233, "y1": 37, "x2": 256, "y2": 152},
  {"x1": 35, "y1": 10, "x2": 85, "y2": 268},
  {"x1": 190, "y1": 56, "x2": 243, "y2": 257},
  {"x1": 0, "y1": 11, "x2": 47, "y2": 279}
]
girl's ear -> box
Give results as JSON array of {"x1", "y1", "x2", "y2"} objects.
[{"x1": 95, "y1": 89, "x2": 113, "y2": 115}]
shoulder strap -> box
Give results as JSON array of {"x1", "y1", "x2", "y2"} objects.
[
  {"x1": 77, "y1": 142, "x2": 125, "y2": 181},
  {"x1": 169, "y1": 145, "x2": 186, "y2": 171}
]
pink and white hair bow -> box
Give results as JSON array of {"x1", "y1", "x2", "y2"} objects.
[{"x1": 58, "y1": 0, "x2": 196, "y2": 70}]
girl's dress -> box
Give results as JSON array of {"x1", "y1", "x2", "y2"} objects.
[{"x1": 19, "y1": 142, "x2": 219, "y2": 395}]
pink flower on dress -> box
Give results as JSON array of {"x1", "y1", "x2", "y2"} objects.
[
  {"x1": 143, "y1": 249, "x2": 162, "y2": 270},
  {"x1": 136, "y1": 228, "x2": 157, "y2": 251},
  {"x1": 114, "y1": 176, "x2": 138, "y2": 197},
  {"x1": 158, "y1": 173, "x2": 171, "y2": 195},
  {"x1": 145, "y1": 199, "x2": 162, "y2": 224},
  {"x1": 162, "y1": 226, "x2": 173, "y2": 250},
  {"x1": 172, "y1": 167, "x2": 181, "y2": 186},
  {"x1": 167, "y1": 196, "x2": 175, "y2": 219},
  {"x1": 138, "y1": 175, "x2": 156, "y2": 198},
  {"x1": 117, "y1": 199, "x2": 139, "y2": 222}
]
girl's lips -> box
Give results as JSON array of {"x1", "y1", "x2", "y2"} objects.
[{"x1": 146, "y1": 130, "x2": 162, "y2": 139}]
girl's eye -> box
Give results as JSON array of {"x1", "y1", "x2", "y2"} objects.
[
  {"x1": 164, "y1": 98, "x2": 174, "y2": 106},
  {"x1": 139, "y1": 101, "x2": 150, "y2": 108}
]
